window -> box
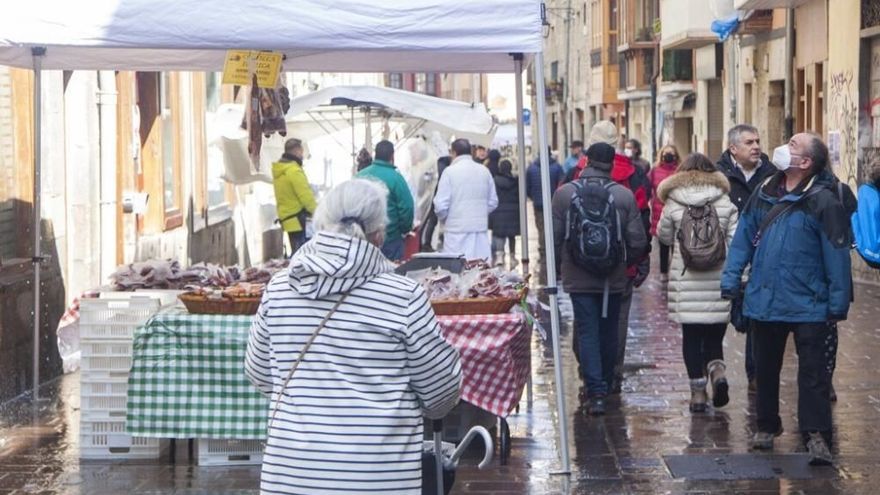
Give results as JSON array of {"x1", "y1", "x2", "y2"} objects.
[
  {"x1": 206, "y1": 72, "x2": 221, "y2": 113},
  {"x1": 551, "y1": 61, "x2": 559, "y2": 82},
  {"x1": 426, "y1": 73, "x2": 436, "y2": 95},
  {"x1": 415, "y1": 73, "x2": 427, "y2": 93},
  {"x1": 389, "y1": 73, "x2": 403, "y2": 89},
  {"x1": 160, "y1": 73, "x2": 182, "y2": 228},
  {"x1": 0, "y1": 67, "x2": 18, "y2": 261},
  {"x1": 204, "y1": 72, "x2": 228, "y2": 210}
]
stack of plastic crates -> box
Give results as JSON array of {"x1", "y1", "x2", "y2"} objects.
[
  {"x1": 197, "y1": 438, "x2": 265, "y2": 466},
  {"x1": 78, "y1": 293, "x2": 171, "y2": 459}
]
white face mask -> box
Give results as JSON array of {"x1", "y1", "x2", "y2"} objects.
[
  {"x1": 623, "y1": 148, "x2": 633, "y2": 158},
  {"x1": 771, "y1": 145, "x2": 793, "y2": 172}
]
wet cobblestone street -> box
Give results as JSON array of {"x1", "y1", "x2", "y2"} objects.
[{"x1": 3, "y1": 250, "x2": 880, "y2": 494}]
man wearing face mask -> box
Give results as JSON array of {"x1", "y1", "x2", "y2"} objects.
[
  {"x1": 721, "y1": 132, "x2": 853, "y2": 466},
  {"x1": 715, "y1": 124, "x2": 776, "y2": 392}
]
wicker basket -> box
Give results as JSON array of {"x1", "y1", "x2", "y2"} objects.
[
  {"x1": 430, "y1": 286, "x2": 528, "y2": 316},
  {"x1": 431, "y1": 297, "x2": 519, "y2": 316},
  {"x1": 178, "y1": 293, "x2": 261, "y2": 315}
]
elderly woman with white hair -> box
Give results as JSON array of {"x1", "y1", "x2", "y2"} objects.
[{"x1": 245, "y1": 178, "x2": 462, "y2": 495}]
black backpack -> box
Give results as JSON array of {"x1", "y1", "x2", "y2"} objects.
[{"x1": 565, "y1": 177, "x2": 624, "y2": 276}]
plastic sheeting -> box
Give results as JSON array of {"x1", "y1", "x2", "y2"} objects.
[{"x1": 0, "y1": 0, "x2": 542, "y2": 71}]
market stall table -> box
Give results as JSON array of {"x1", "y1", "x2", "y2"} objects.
[{"x1": 125, "y1": 307, "x2": 530, "y2": 462}]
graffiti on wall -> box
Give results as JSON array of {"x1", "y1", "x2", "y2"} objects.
[{"x1": 828, "y1": 70, "x2": 860, "y2": 186}]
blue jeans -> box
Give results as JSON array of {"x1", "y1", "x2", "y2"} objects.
[
  {"x1": 381, "y1": 238, "x2": 405, "y2": 261},
  {"x1": 571, "y1": 292, "x2": 622, "y2": 398}
]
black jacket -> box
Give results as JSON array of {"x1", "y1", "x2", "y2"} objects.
[
  {"x1": 715, "y1": 151, "x2": 776, "y2": 213},
  {"x1": 489, "y1": 174, "x2": 521, "y2": 237}
]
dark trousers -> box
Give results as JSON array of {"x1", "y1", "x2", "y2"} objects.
[
  {"x1": 659, "y1": 242, "x2": 671, "y2": 275},
  {"x1": 534, "y1": 206, "x2": 545, "y2": 260},
  {"x1": 681, "y1": 323, "x2": 727, "y2": 379},
  {"x1": 753, "y1": 321, "x2": 834, "y2": 445},
  {"x1": 745, "y1": 327, "x2": 755, "y2": 381},
  {"x1": 287, "y1": 230, "x2": 307, "y2": 256},
  {"x1": 421, "y1": 210, "x2": 438, "y2": 251},
  {"x1": 571, "y1": 292, "x2": 622, "y2": 398},
  {"x1": 614, "y1": 280, "x2": 634, "y2": 383}
]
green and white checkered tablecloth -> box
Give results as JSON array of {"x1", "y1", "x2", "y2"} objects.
[{"x1": 126, "y1": 308, "x2": 269, "y2": 439}]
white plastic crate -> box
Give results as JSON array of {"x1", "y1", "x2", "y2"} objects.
[
  {"x1": 80, "y1": 379, "x2": 130, "y2": 414},
  {"x1": 100, "y1": 289, "x2": 184, "y2": 307},
  {"x1": 80, "y1": 416, "x2": 163, "y2": 460},
  {"x1": 197, "y1": 438, "x2": 265, "y2": 466},
  {"x1": 79, "y1": 298, "x2": 160, "y2": 341},
  {"x1": 80, "y1": 350, "x2": 131, "y2": 378}
]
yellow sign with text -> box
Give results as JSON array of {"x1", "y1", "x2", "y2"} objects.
[{"x1": 222, "y1": 50, "x2": 282, "y2": 88}]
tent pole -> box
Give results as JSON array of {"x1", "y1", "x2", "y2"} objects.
[
  {"x1": 31, "y1": 46, "x2": 46, "y2": 401},
  {"x1": 534, "y1": 51, "x2": 571, "y2": 476},
  {"x1": 513, "y1": 54, "x2": 529, "y2": 274},
  {"x1": 350, "y1": 106, "x2": 356, "y2": 175}
]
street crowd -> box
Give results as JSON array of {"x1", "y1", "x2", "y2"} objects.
[{"x1": 249, "y1": 119, "x2": 874, "y2": 493}]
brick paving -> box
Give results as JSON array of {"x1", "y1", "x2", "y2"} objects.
[{"x1": 3, "y1": 247, "x2": 880, "y2": 493}]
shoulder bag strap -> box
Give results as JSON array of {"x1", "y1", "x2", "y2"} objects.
[
  {"x1": 751, "y1": 186, "x2": 823, "y2": 247},
  {"x1": 268, "y1": 293, "x2": 349, "y2": 429}
]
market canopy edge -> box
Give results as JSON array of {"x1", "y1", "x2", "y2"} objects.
[{"x1": 0, "y1": 0, "x2": 543, "y2": 72}]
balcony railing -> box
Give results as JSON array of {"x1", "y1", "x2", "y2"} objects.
[{"x1": 661, "y1": 49, "x2": 693, "y2": 82}]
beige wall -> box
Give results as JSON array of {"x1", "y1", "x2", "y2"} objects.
[
  {"x1": 827, "y1": 0, "x2": 860, "y2": 187},
  {"x1": 826, "y1": 0, "x2": 873, "y2": 282},
  {"x1": 736, "y1": 38, "x2": 787, "y2": 151},
  {"x1": 795, "y1": 0, "x2": 828, "y2": 69}
]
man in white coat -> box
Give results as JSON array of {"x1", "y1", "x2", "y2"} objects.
[{"x1": 434, "y1": 138, "x2": 499, "y2": 260}]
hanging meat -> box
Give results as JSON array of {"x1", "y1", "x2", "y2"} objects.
[
  {"x1": 245, "y1": 74, "x2": 262, "y2": 170},
  {"x1": 241, "y1": 71, "x2": 290, "y2": 170}
]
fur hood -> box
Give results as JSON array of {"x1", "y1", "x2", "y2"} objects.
[{"x1": 657, "y1": 170, "x2": 730, "y2": 206}]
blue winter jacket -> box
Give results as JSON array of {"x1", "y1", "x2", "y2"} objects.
[
  {"x1": 720, "y1": 172, "x2": 852, "y2": 323},
  {"x1": 526, "y1": 157, "x2": 564, "y2": 209}
]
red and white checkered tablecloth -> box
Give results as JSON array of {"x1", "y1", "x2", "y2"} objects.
[{"x1": 437, "y1": 313, "x2": 531, "y2": 418}]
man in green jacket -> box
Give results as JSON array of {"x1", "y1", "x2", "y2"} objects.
[
  {"x1": 272, "y1": 138, "x2": 317, "y2": 255},
  {"x1": 356, "y1": 140, "x2": 414, "y2": 261}
]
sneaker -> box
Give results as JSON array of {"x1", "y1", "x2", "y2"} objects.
[
  {"x1": 588, "y1": 396, "x2": 606, "y2": 416},
  {"x1": 806, "y1": 432, "x2": 833, "y2": 466},
  {"x1": 750, "y1": 427, "x2": 784, "y2": 450}
]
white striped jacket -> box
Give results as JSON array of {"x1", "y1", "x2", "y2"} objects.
[{"x1": 245, "y1": 232, "x2": 462, "y2": 495}]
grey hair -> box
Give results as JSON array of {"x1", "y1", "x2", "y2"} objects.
[
  {"x1": 727, "y1": 124, "x2": 759, "y2": 147},
  {"x1": 803, "y1": 131, "x2": 829, "y2": 174},
  {"x1": 312, "y1": 179, "x2": 388, "y2": 239}
]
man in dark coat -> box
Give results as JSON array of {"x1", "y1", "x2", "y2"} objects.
[{"x1": 715, "y1": 124, "x2": 776, "y2": 393}]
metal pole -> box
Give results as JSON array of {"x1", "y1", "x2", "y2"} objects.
[
  {"x1": 783, "y1": 9, "x2": 794, "y2": 140},
  {"x1": 350, "y1": 106, "x2": 356, "y2": 175},
  {"x1": 514, "y1": 55, "x2": 530, "y2": 271},
  {"x1": 512, "y1": 54, "x2": 532, "y2": 408},
  {"x1": 31, "y1": 47, "x2": 46, "y2": 400},
  {"x1": 561, "y1": 0, "x2": 572, "y2": 151},
  {"x1": 534, "y1": 51, "x2": 571, "y2": 476}
]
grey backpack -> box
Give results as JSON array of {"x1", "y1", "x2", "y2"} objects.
[{"x1": 676, "y1": 202, "x2": 726, "y2": 274}]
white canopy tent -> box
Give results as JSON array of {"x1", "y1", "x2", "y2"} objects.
[{"x1": 0, "y1": 0, "x2": 571, "y2": 477}]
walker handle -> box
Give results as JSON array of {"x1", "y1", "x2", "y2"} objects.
[{"x1": 449, "y1": 425, "x2": 494, "y2": 469}]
